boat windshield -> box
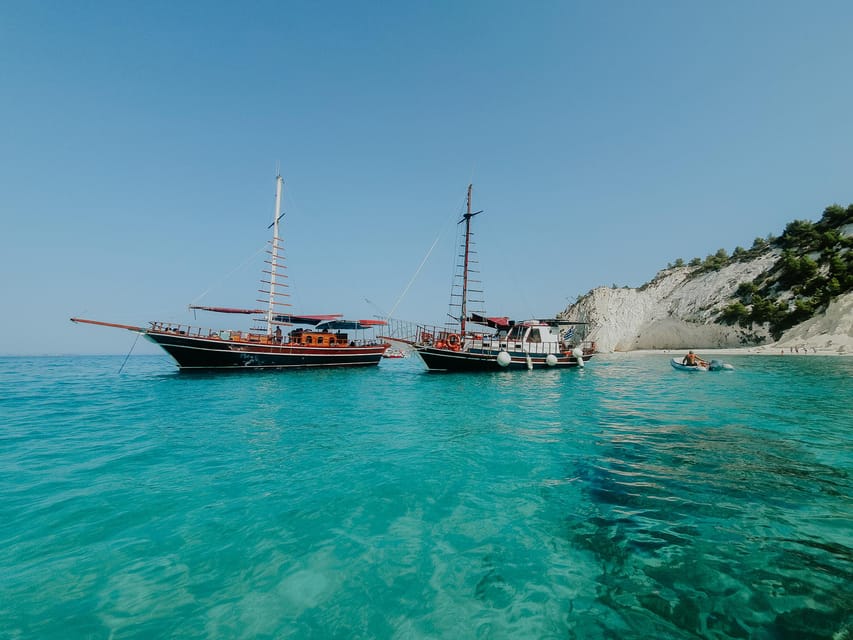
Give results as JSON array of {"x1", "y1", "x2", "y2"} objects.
[{"x1": 507, "y1": 325, "x2": 524, "y2": 340}]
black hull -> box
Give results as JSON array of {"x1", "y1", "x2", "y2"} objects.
[
  {"x1": 416, "y1": 347, "x2": 592, "y2": 372},
  {"x1": 145, "y1": 332, "x2": 386, "y2": 370}
]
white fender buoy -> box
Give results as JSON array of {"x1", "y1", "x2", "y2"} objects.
[
  {"x1": 545, "y1": 354, "x2": 558, "y2": 367},
  {"x1": 525, "y1": 354, "x2": 533, "y2": 370},
  {"x1": 572, "y1": 347, "x2": 584, "y2": 367},
  {"x1": 496, "y1": 351, "x2": 511, "y2": 367}
]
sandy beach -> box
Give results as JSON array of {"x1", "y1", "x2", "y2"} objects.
[{"x1": 623, "y1": 345, "x2": 849, "y2": 357}]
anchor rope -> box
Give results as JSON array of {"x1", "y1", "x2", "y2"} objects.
[{"x1": 118, "y1": 331, "x2": 141, "y2": 374}]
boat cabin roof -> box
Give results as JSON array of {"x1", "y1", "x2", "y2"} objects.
[
  {"x1": 468, "y1": 314, "x2": 588, "y2": 330},
  {"x1": 272, "y1": 315, "x2": 387, "y2": 331}
]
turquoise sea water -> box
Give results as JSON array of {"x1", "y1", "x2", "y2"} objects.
[{"x1": 1, "y1": 354, "x2": 851, "y2": 639}]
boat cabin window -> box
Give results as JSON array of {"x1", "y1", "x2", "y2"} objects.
[
  {"x1": 507, "y1": 326, "x2": 524, "y2": 340},
  {"x1": 526, "y1": 328, "x2": 542, "y2": 343}
]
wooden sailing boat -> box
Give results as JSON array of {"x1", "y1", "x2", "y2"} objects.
[
  {"x1": 411, "y1": 184, "x2": 594, "y2": 372},
  {"x1": 72, "y1": 174, "x2": 389, "y2": 370}
]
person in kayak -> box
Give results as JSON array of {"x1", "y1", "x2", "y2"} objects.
[{"x1": 682, "y1": 350, "x2": 707, "y2": 367}]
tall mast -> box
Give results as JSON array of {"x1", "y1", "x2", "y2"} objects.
[
  {"x1": 460, "y1": 183, "x2": 476, "y2": 334},
  {"x1": 266, "y1": 174, "x2": 283, "y2": 335}
]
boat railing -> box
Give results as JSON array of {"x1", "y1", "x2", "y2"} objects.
[
  {"x1": 412, "y1": 323, "x2": 595, "y2": 355},
  {"x1": 149, "y1": 322, "x2": 279, "y2": 343},
  {"x1": 148, "y1": 321, "x2": 386, "y2": 347},
  {"x1": 412, "y1": 324, "x2": 467, "y2": 347},
  {"x1": 146, "y1": 321, "x2": 201, "y2": 338},
  {"x1": 412, "y1": 324, "x2": 505, "y2": 352},
  {"x1": 380, "y1": 318, "x2": 422, "y2": 343},
  {"x1": 341, "y1": 338, "x2": 389, "y2": 347}
]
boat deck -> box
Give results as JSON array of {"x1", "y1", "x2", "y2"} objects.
[{"x1": 147, "y1": 322, "x2": 385, "y2": 348}]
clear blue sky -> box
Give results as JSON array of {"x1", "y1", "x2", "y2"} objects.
[{"x1": 2, "y1": 1, "x2": 851, "y2": 355}]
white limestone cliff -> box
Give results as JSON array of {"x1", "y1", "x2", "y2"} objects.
[
  {"x1": 560, "y1": 251, "x2": 852, "y2": 354},
  {"x1": 771, "y1": 293, "x2": 853, "y2": 354}
]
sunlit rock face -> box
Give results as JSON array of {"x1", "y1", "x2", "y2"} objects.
[{"x1": 560, "y1": 251, "x2": 852, "y2": 354}]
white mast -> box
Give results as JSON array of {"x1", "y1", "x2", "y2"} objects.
[{"x1": 266, "y1": 174, "x2": 283, "y2": 335}]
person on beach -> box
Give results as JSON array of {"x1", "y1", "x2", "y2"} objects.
[{"x1": 682, "y1": 350, "x2": 707, "y2": 367}]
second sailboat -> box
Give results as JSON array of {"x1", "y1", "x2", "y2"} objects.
[{"x1": 411, "y1": 185, "x2": 594, "y2": 372}]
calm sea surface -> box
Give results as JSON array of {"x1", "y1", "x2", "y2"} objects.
[{"x1": 1, "y1": 354, "x2": 851, "y2": 639}]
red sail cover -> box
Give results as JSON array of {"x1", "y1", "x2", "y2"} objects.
[
  {"x1": 191, "y1": 308, "x2": 348, "y2": 326},
  {"x1": 468, "y1": 313, "x2": 511, "y2": 330},
  {"x1": 189, "y1": 306, "x2": 264, "y2": 314},
  {"x1": 190, "y1": 308, "x2": 384, "y2": 330},
  {"x1": 274, "y1": 314, "x2": 344, "y2": 325}
]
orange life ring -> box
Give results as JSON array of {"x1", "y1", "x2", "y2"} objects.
[{"x1": 446, "y1": 333, "x2": 461, "y2": 351}]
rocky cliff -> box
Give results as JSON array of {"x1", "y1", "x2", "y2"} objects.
[
  {"x1": 559, "y1": 207, "x2": 853, "y2": 354},
  {"x1": 559, "y1": 253, "x2": 776, "y2": 351}
]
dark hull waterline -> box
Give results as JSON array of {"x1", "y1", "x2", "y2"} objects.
[
  {"x1": 416, "y1": 347, "x2": 591, "y2": 372},
  {"x1": 145, "y1": 332, "x2": 385, "y2": 370}
]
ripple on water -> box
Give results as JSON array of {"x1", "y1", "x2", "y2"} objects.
[{"x1": 0, "y1": 354, "x2": 850, "y2": 638}]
